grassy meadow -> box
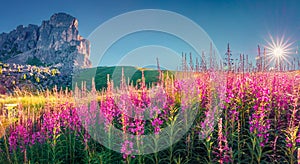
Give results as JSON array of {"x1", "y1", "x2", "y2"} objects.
[{"x1": 0, "y1": 68, "x2": 299, "y2": 163}]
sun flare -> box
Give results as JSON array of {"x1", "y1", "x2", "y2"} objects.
[
  {"x1": 273, "y1": 47, "x2": 283, "y2": 57},
  {"x1": 264, "y1": 34, "x2": 294, "y2": 66}
]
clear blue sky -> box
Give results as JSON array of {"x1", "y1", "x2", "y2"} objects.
[{"x1": 0, "y1": 0, "x2": 299, "y2": 67}]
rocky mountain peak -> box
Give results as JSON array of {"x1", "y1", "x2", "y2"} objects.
[
  {"x1": 49, "y1": 13, "x2": 78, "y2": 29},
  {"x1": 0, "y1": 13, "x2": 91, "y2": 74}
]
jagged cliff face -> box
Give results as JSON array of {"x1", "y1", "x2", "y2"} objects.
[{"x1": 0, "y1": 13, "x2": 91, "y2": 73}]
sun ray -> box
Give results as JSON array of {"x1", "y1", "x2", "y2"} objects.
[{"x1": 263, "y1": 34, "x2": 295, "y2": 70}]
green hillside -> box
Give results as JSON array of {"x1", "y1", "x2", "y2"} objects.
[{"x1": 73, "y1": 66, "x2": 172, "y2": 91}]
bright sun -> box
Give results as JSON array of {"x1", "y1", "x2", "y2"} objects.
[
  {"x1": 264, "y1": 34, "x2": 294, "y2": 66},
  {"x1": 273, "y1": 47, "x2": 283, "y2": 57}
]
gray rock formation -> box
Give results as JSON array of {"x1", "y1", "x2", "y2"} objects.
[{"x1": 0, "y1": 13, "x2": 91, "y2": 74}]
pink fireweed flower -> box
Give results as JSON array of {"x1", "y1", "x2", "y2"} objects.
[
  {"x1": 117, "y1": 90, "x2": 133, "y2": 133},
  {"x1": 59, "y1": 105, "x2": 82, "y2": 132},
  {"x1": 128, "y1": 119, "x2": 145, "y2": 136},
  {"x1": 149, "y1": 106, "x2": 161, "y2": 119},
  {"x1": 121, "y1": 140, "x2": 134, "y2": 159},
  {"x1": 214, "y1": 118, "x2": 232, "y2": 164},
  {"x1": 100, "y1": 96, "x2": 118, "y2": 130},
  {"x1": 174, "y1": 80, "x2": 182, "y2": 92},
  {"x1": 248, "y1": 85, "x2": 272, "y2": 147},
  {"x1": 224, "y1": 87, "x2": 239, "y2": 121},
  {"x1": 176, "y1": 78, "x2": 198, "y2": 112},
  {"x1": 7, "y1": 103, "x2": 83, "y2": 152},
  {"x1": 249, "y1": 107, "x2": 271, "y2": 146},
  {"x1": 199, "y1": 106, "x2": 219, "y2": 139},
  {"x1": 8, "y1": 122, "x2": 30, "y2": 152},
  {"x1": 151, "y1": 118, "x2": 163, "y2": 134},
  {"x1": 30, "y1": 131, "x2": 44, "y2": 145},
  {"x1": 41, "y1": 111, "x2": 61, "y2": 138},
  {"x1": 148, "y1": 85, "x2": 172, "y2": 121},
  {"x1": 8, "y1": 129, "x2": 18, "y2": 151},
  {"x1": 140, "y1": 88, "x2": 150, "y2": 109}
]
